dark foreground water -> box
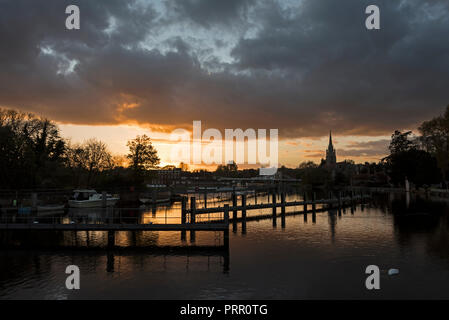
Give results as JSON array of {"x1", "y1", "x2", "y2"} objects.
[{"x1": 1, "y1": 193, "x2": 449, "y2": 299}]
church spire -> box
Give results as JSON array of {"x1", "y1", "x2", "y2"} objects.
[
  {"x1": 326, "y1": 130, "x2": 336, "y2": 168},
  {"x1": 328, "y1": 131, "x2": 334, "y2": 151}
]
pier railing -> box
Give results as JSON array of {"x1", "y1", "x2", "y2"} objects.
[{"x1": 182, "y1": 192, "x2": 371, "y2": 222}]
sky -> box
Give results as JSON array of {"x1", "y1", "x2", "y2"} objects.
[{"x1": 0, "y1": 0, "x2": 448, "y2": 169}]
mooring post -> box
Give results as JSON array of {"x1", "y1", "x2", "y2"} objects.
[
  {"x1": 303, "y1": 193, "x2": 307, "y2": 213},
  {"x1": 190, "y1": 229, "x2": 196, "y2": 243},
  {"x1": 224, "y1": 204, "x2": 230, "y2": 225},
  {"x1": 338, "y1": 192, "x2": 342, "y2": 209},
  {"x1": 281, "y1": 193, "x2": 286, "y2": 228},
  {"x1": 181, "y1": 196, "x2": 187, "y2": 224},
  {"x1": 31, "y1": 192, "x2": 38, "y2": 212},
  {"x1": 204, "y1": 192, "x2": 207, "y2": 208},
  {"x1": 102, "y1": 191, "x2": 107, "y2": 208},
  {"x1": 281, "y1": 193, "x2": 286, "y2": 215},
  {"x1": 190, "y1": 197, "x2": 196, "y2": 224},
  {"x1": 241, "y1": 194, "x2": 247, "y2": 219},
  {"x1": 254, "y1": 190, "x2": 257, "y2": 204},
  {"x1": 107, "y1": 230, "x2": 115, "y2": 248},
  {"x1": 152, "y1": 188, "x2": 157, "y2": 204},
  {"x1": 232, "y1": 192, "x2": 237, "y2": 219},
  {"x1": 272, "y1": 192, "x2": 277, "y2": 216},
  {"x1": 312, "y1": 192, "x2": 316, "y2": 213}
]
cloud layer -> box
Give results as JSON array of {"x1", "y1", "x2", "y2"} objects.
[{"x1": 1, "y1": 0, "x2": 448, "y2": 139}]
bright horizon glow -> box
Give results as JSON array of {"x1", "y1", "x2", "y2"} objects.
[{"x1": 58, "y1": 123, "x2": 390, "y2": 170}]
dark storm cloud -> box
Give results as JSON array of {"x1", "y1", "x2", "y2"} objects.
[
  {"x1": 171, "y1": 0, "x2": 254, "y2": 27},
  {"x1": 0, "y1": 0, "x2": 448, "y2": 139},
  {"x1": 338, "y1": 139, "x2": 390, "y2": 158}
]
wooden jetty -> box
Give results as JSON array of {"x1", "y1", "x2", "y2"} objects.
[
  {"x1": 0, "y1": 222, "x2": 228, "y2": 231},
  {"x1": 181, "y1": 191, "x2": 371, "y2": 223},
  {"x1": 0, "y1": 191, "x2": 371, "y2": 249}
]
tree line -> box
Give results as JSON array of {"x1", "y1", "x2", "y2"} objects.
[
  {"x1": 1, "y1": 105, "x2": 448, "y2": 190},
  {"x1": 289, "y1": 105, "x2": 449, "y2": 189},
  {"x1": 0, "y1": 108, "x2": 160, "y2": 189}
]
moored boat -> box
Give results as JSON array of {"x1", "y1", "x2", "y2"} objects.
[{"x1": 68, "y1": 190, "x2": 119, "y2": 208}]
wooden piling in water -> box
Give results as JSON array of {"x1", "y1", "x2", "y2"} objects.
[
  {"x1": 224, "y1": 204, "x2": 230, "y2": 225},
  {"x1": 272, "y1": 192, "x2": 277, "y2": 216},
  {"x1": 181, "y1": 196, "x2": 187, "y2": 224},
  {"x1": 303, "y1": 193, "x2": 307, "y2": 213},
  {"x1": 241, "y1": 194, "x2": 247, "y2": 219},
  {"x1": 190, "y1": 197, "x2": 196, "y2": 224},
  {"x1": 102, "y1": 191, "x2": 107, "y2": 208},
  {"x1": 338, "y1": 192, "x2": 342, "y2": 208},
  {"x1": 232, "y1": 192, "x2": 237, "y2": 219},
  {"x1": 338, "y1": 192, "x2": 342, "y2": 215},
  {"x1": 107, "y1": 230, "x2": 115, "y2": 247},
  {"x1": 152, "y1": 188, "x2": 157, "y2": 204},
  {"x1": 281, "y1": 193, "x2": 286, "y2": 215},
  {"x1": 312, "y1": 192, "x2": 316, "y2": 213}
]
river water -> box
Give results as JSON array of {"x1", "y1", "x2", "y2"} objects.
[{"x1": 1, "y1": 192, "x2": 449, "y2": 299}]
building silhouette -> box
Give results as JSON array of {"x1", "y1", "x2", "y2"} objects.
[{"x1": 325, "y1": 131, "x2": 336, "y2": 169}]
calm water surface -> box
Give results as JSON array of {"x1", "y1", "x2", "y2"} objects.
[{"x1": 1, "y1": 193, "x2": 449, "y2": 299}]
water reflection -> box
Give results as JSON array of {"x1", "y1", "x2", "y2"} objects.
[{"x1": 1, "y1": 192, "x2": 449, "y2": 299}]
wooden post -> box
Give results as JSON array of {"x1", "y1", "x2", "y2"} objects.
[
  {"x1": 181, "y1": 196, "x2": 187, "y2": 224},
  {"x1": 204, "y1": 192, "x2": 207, "y2": 208},
  {"x1": 107, "y1": 230, "x2": 115, "y2": 248},
  {"x1": 338, "y1": 192, "x2": 342, "y2": 208},
  {"x1": 224, "y1": 204, "x2": 230, "y2": 225},
  {"x1": 303, "y1": 193, "x2": 307, "y2": 213},
  {"x1": 190, "y1": 197, "x2": 196, "y2": 223},
  {"x1": 272, "y1": 192, "x2": 277, "y2": 216},
  {"x1": 232, "y1": 192, "x2": 237, "y2": 219},
  {"x1": 312, "y1": 192, "x2": 316, "y2": 213},
  {"x1": 102, "y1": 191, "x2": 107, "y2": 208},
  {"x1": 31, "y1": 192, "x2": 38, "y2": 211},
  {"x1": 152, "y1": 188, "x2": 157, "y2": 204},
  {"x1": 254, "y1": 190, "x2": 257, "y2": 204},
  {"x1": 242, "y1": 220, "x2": 247, "y2": 235},
  {"x1": 281, "y1": 193, "x2": 286, "y2": 215},
  {"x1": 281, "y1": 192, "x2": 286, "y2": 228},
  {"x1": 241, "y1": 194, "x2": 247, "y2": 219}
]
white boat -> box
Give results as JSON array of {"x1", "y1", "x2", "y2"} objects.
[{"x1": 68, "y1": 190, "x2": 119, "y2": 208}]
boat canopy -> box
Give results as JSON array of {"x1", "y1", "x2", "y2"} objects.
[{"x1": 73, "y1": 189, "x2": 97, "y2": 193}]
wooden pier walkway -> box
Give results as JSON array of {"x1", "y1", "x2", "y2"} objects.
[
  {"x1": 182, "y1": 191, "x2": 371, "y2": 222},
  {"x1": 0, "y1": 222, "x2": 228, "y2": 231},
  {"x1": 0, "y1": 191, "x2": 370, "y2": 234}
]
